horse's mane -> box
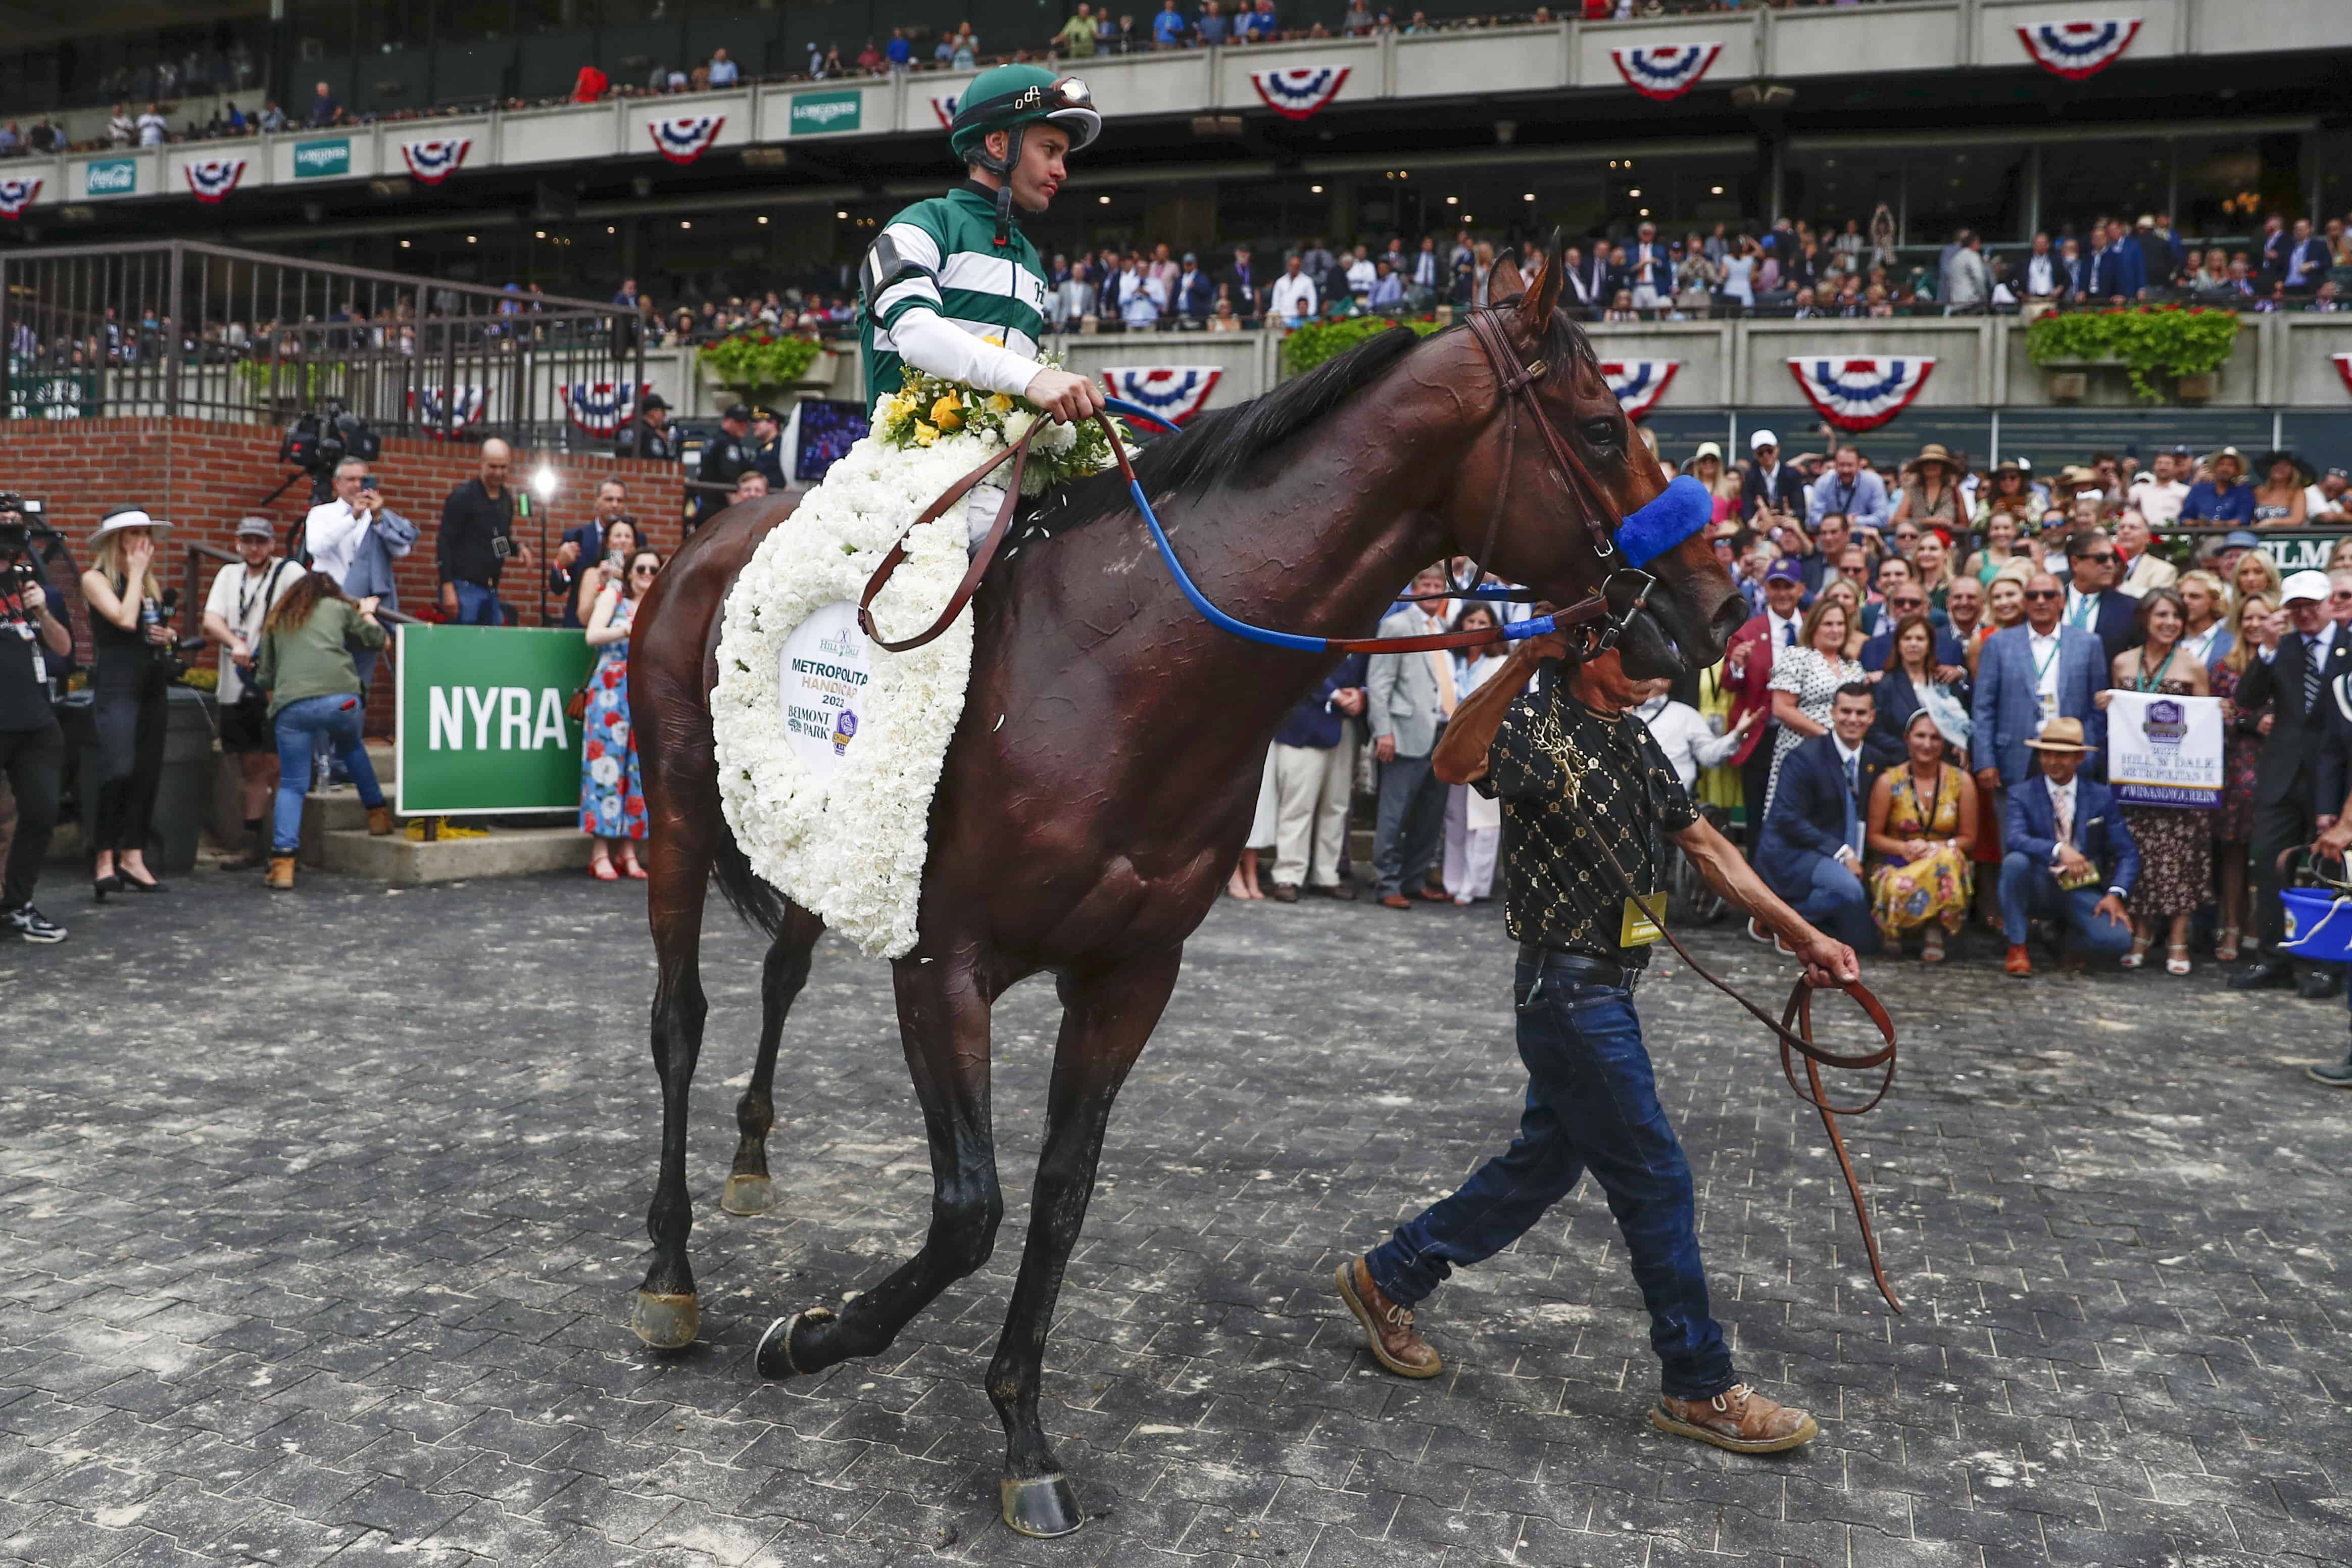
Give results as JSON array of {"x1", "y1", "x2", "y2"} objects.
[{"x1": 1031, "y1": 305, "x2": 1592, "y2": 540}]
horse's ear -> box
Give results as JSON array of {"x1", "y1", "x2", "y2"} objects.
[
  {"x1": 1490, "y1": 254, "x2": 1526, "y2": 302},
  {"x1": 1518, "y1": 227, "x2": 1563, "y2": 337}
]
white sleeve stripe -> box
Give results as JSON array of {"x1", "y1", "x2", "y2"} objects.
[
  {"x1": 874, "y1": 278, "x2": 943, "y2": 316},
  {"x1": 878, "y1": 222, "x2": 943, "y2": 273}
]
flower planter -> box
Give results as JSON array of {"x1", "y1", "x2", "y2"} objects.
[
  {"x1": 2044, "y1": 370, "x2": 2088, "y2": 404},
  {"x1": 2175, "y1": 371, "x2": 2216, "y2": 404}
]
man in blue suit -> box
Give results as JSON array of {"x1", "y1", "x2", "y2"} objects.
[
  {"x1": 1997, "y1": 718, "x2": 2137, "y2": 975},
  {"x1": 2059, "y1": 529, "x2": 2138, "y2": 667},
  {"x1": 1754, "y1": 682, "x2": 1882, "y2": 955},
  {"x1": 1972, "y1": 570, "x2": 2107, "y2": 797},
  {"x1": 2088, "y1": 218, "x2": 2146, "y2": 302}
]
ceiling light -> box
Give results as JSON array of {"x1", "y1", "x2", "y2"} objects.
[
  {"x1": 1098, "y1": 194, "x2": 1111, "y2": 205},
  {"x1": 1523, "y1": 193, "x2": 1535, "y2": 202},
  {"x1": 1310, "y1": 184, "x2": 1323, "y2": 194},
  {"x1": 1446, "y1": 195, "x2": 1458, "y2": 206},
  {"x1": 1628, "y1": 188, "x2": 1641, "y2": 198},
  {"x1": 605, "y1": 225, "x2": 615, "y2": 234},
  {"x1": 1638, "y1": 208, "x2": 1650, "y2": 217},
  {"x1": 1710, "y1": 184, "x2": 1725, "y2": 195},
  {"x1": 465, "y1": 235, "x2": 476, "y2": 243},
  {"x1": 399, "y1": 238, "x2": 411, "y2": 248},
  {"x1": 757, "y1": 215, "x2": 768, "y2": 224},
  {"x1": 680, "y1": 220, "x2": 691, "y2": 229},
  {"x1": 534, "y1": 229, "x2": 546, "y2": 238},
  {"x1": 836, "y1": 209, "x2": 848, "y2": 219}
]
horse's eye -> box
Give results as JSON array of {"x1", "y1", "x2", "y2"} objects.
[{"x1": 1582, "y1": 417, "x2": 1620, "y2": 449}]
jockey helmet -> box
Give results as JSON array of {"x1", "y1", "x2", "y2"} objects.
[{"x1": 948, "y1": 65, "x2": 1101, "y2": 167}]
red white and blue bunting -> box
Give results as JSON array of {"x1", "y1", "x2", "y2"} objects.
[
  {"x1": 1249, "y1": 66, "x2": 1351, "y2": 121},
  {"x1": 0, "y1": 178, "x2": 40, "y2": 219},
  {"x1": 2333, "y1": 354, "x2": 2352, "y2": 398},
  {"x1": 1598, "y1": 359, "x2": 1678, "y2": 422},
  {"x1": 648, "y1": 116, "x2": 726, "y2": 165},
  {"x1": 1098, "y1": 366, "x2": 1223, "y2": 427},
  {"x1": 400, "y1": 137, "x2": 473, "y2": 185},
  {"x1": 408, "y1": 384, "x2": 487, "y2": 436},
  {"x1": 2016, "y1": 18, "x2": 2141, "y2": 80},
  {"x1": 183, "y1": 159, "x2": 248, "y2": 204},
  {"x1": 561, "y1": 380, "x2": 650, "y2": 438},
  {"x1": 1609, "y1": 42, "x2": 1723, "y2": 102},
  {"x1": 1787, "y1": 357, "x2": 1936, "y2": 432},
  {"x1": 930, "y1": 95, "x2": 961, "y2": 129}
]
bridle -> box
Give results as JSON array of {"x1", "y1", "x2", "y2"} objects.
[{"x1": 859, "y1": 305, "x2": 1705, "y2": 659}]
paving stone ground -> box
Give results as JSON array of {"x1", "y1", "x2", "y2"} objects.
[{"x1": 5, "y1": 862, "x2": 2351, "y2": 1567}]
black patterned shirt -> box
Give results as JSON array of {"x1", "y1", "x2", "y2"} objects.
[{"x1": 1474, "y1": 684, "x2": 1699, "y2": 966}]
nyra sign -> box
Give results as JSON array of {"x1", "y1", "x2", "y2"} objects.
[{"x1": 395, "y1": 626, "x2": 599, "y2": 815}]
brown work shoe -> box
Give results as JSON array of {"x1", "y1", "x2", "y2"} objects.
[
  {"x1": 367, "y1": 805, "x2": 394, "y2": 837},
  {"x1": 1334, "y1": 1257, "x2": 1441, "y2": 1379},
  {"x1": 2004, "y1": 943, "x2": 2033, "y2": 977},
  {"x1": 1268, "y1": 881, "x2": 1300, "y2": 903},
  {"x1": 1380, "y1": 894, "x2": 1412, "y2": 910},
  {"x1": 1650, "y1": 1383, "x2": 1818, "y2": 1454},
  {"x1": 266, "y1": 855, "x2": 296, "y2": 892}
]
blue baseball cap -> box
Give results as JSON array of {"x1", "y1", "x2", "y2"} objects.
[{"x1": 1764, "y1": 558, "x2": 1805, "y2": 585}]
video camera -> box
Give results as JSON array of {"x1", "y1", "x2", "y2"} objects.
[
  {"x1": 279, "y1": 401, "x2": 382, "y2": 504},
  {"x1": 0, "y1": 492, "x2": 62, "y2": 595}
]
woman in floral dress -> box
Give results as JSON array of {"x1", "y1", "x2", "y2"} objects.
[
  {"x1": 1865, "y1": 709, "x2": 1980, "y2": 960},
  {"x1": 580, "y1": 548, "x2": 661, "y2": 879},
  {"x1": 2095, "y1": 589, "x2": 2211, "y2": 975},
  {"x1": 1765, "y1": 597, "x2": 1864, "y2": 818}
]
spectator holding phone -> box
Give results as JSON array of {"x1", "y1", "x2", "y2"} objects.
[
  {"x1": 572, "y1": 519, "x2": 641, "y2": 624},
  {"x1": 580, "y1": 549, "x2": 662, "y2": 880},
  {"x1": 550, "y1": 478, "x2": 632, "y2": 629},
  {"x1": 253, "y1": 570, "x2": 391, "y2": 892},
  {"x1": 303, "y1": 459, "x2": 414, "y2": 683}
]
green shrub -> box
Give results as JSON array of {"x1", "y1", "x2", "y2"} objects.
[
  {"x1": 2024, "y1": 305, "x2": 2242, "y2": 403},
  {"x1": 1280, "y1": 314, "x2": 1445, "y2": 376},
  {"x1": 698, "y1": 331, "x2": 825, "y2": 395}
]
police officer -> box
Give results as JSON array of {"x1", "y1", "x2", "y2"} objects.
[
  {"x1": 750, "y1": 406, "x2": 788, "y2": 491},
  {"x1": 615, "y1": 391, "x2": 678, "y2": 462},
  {"x1": 690, "y1": 402, "x2": 758, "y2": 530}
]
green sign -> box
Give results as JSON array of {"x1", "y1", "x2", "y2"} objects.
[
  {"x1": 8, "y1": 371, "x2": 97, "y2": 420},
  {"x1": 395, "y1": 625, "x2": 597, "y2": 816},
  {"x1": 790, "y1": 89, "x2": 863, "y2": 135},
  {"x1": 2260, "y1": 535, "x2": 2345, "y2": 575},
  {"x1": 84, "y1": 159, "x2": 136, "y2": 196},
  {"x1": 292, "y1": 137, "x2": 351, "y2": 179}
]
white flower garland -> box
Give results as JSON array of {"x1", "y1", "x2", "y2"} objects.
[{"x1": 710, "y1": 425, "x2": 1014, "y2": 959}]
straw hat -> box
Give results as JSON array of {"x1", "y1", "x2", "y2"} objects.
[
  {"x1": 1913, "y1": 443, "x2": 1955, "y2": 471},
  {"x1": 2024, "y1": 716, "x2": 2096, "y2": 754},
  {"x1": 89, "y1": 505, "x2": 171, "y2": 543}
]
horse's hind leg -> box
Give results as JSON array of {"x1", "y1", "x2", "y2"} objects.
[
  {"x1": 989, "y1": 946, "x2": 1183, "y2": 1538},
  {"x1": 632, "y1": 805, "x2": 718, "y2": 1350},
  {"x1": 757, "y1": 953, "x2": 1002, "y2": 1377},
  {"x1": 721, "y1": 906, "x2": 825, "y2": 1217}
]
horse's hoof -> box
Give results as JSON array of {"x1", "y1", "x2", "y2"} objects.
[
  {"x1": 1000, "y1": 1473, "x2": 1083, "y2": 1539},
  {"x1": 720, "y1": 1173, "x2": 775, "y2": 1215},
  {"x1": 631, "y1": 1290, "x2": 700, "y2": 1350},
  {"x1": 756, "y1": 1306, "x2": 836, "y2": 1378}
]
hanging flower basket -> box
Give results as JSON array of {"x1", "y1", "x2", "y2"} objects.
[
  {"x1": 2024, "y1": 306, "x2": 2240, "y2": 404},
  {"x1": 697, "y1": 331, "x2": 828, "y2": 403}
]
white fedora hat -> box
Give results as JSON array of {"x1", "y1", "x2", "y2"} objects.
[{"x1": 89, "y1": 505, "x2": 171, "y2": 543}]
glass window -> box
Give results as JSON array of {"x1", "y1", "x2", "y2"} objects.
[
  {"x1": 1785, "y1": 146, "x2": 1901, "y2": 244},
  {"x1": 1903, "y1": 146, "x2": 2025, "y2": 245},
  {"x1": 2177, "y1": 131, "x2": 2307, "y2": 239},
  {"x1": 2040, "y1": 138, "x2": 2168, "y2": 239}
]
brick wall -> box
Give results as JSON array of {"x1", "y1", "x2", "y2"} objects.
[{"x1": 0, "y1": 417, "x2": 687, "y2": 735}]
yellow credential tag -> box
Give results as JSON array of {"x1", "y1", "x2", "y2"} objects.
[{"x1": 1620, "y1": 892, "x2": 1667, "y2": 948}]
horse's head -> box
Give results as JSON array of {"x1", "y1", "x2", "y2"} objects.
[{"x1": 1452, "y1": 247, "x2": 1745, "y2": 682}]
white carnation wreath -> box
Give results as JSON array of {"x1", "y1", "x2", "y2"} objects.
[{"x1": 711, "y1": 421, "x2": 1077, "y2": 958}]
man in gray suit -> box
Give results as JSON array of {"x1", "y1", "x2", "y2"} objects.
[{"x1": 1366, "y1": 564, "x2": 1460, "y2": 909}]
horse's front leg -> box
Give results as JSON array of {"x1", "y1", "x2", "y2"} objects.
[
  {"x1": 756, "y1": 950, "x2": 1002, "y2": 1376},
  {"x1": 989, "y1": 945, "x2": 1184, "y2": 1539}
]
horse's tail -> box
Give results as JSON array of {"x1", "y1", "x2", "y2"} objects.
[{"x1": 710, "y1": 829, "x2": 796, "y2": 943}]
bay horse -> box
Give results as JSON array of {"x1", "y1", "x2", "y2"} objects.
[{"x1": 625, "y1": 252, "x2": 1745, "y2": 1537}]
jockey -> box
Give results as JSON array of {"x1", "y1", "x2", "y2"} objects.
[{"x1": 858, "y1": 64, "x2": 1108, "y2": 457}]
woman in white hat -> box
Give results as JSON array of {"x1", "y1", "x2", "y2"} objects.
[
  {"x1": 1687, "y1": 442, "x2": 1738, "y2": 525},
  {"x1": 79, "y1": 506, "x2": 176, "y2": 898}
]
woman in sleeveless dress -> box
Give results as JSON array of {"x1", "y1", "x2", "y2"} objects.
[
  {"x1": 2095, "y1": 589, "x2": 2212, "y2": 975},
  {"x1": 2249, "y1": 452, "x2": 2308, "y2": 530},
  {"x1": 1764, "y1": 597, "x2": 1863, "y2": 818},
  {"x1": 1889, "y1": 443, "x2": 1965, "y2": 533},
  {"x1": 580, "y1": 549, "x2": 661, "y2": 880},
  {"x1": 2207, "y1": 593, "x2": 2276, "y2": 962},
  {"x1": 1865, "y1": 709, "x2": 1980, "y2": 961}
]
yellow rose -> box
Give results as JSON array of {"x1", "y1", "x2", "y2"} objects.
[
  {"x1": 988, "y1": 393, "x2": 1014, "y2": 413},
  {"x1": 912, "y1": 422, "x2": 938, "y2": 447},
  {"x1": 930, "y1": 394, "x2": 964, "y2": 431}
]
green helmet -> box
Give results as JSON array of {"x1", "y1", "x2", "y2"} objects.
[{"x1": 948, "y1": 65, "x2": 1102, "y2": 165}]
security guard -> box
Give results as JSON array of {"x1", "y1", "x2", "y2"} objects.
[
  {"x1": 750, "y1": 406, "x2": 788, "y2": 491},
  {"x1": 614, "y1": 392, "x2": 678, "y2": 462},
  {"x1": 690, "y1": 402, "x2": 759, "y2": 530}
]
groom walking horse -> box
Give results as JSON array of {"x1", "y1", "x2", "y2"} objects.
[{"x1": 622, "y1": 248, "x2": 1748, "y2": 1537}]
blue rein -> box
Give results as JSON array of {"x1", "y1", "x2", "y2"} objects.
[{"x1": 1097, "y1": 396, "x2": 1713, "y2": 655}]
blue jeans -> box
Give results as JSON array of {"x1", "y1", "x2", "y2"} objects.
[
  {"x1": 1998, "y1": 852, "x2": 2134, "y2": 957},
  {"x1": 272, "y1": 694, "x2": 384, "y2": 853},
  {"x1": 1778, "y1": 849, "x2": 1881, "y2": 955},
  {"x1": 450, "y1": 580, "x2": 506, "y2": 626},
  {"x1": 1365, "y1": 952, "x2": 1735, "y2": 1400}
]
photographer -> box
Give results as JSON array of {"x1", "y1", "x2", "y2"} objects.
[
  {"x1": 303, "y1": 457, "x2": 414, "y2": 684},
  {"x1": 80, "y1": 506, "x2": 177, "y2": 898},
  {"x1": 0, "y1": 500, "x2": 72, "y2": 942},
  {"x1": 253, "y1": 571, "x2": 391, "y2": 892},
  {"x1": 435, "y1": 439, "x2": 534, "y2": 626},
  {"x1": 201, "y1": 517, "x2": 300, "y2": 870},
  {"x1": 548, "y1": 478, "x2": 632, "y2": 629}
]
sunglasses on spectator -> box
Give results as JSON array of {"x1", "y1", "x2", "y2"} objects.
[
  {"x1": 1891, "y1": 596, "x2": 1926, "y2": 609},
  {"x1": 2077, "y1": 552, "x2": 2117, "y2": 564},
  {"x1": 2024, "y1": 590, "x2": 2061, "y2": 601}
]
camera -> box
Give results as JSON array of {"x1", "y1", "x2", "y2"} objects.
[
  {"x1": 144, "y1": 587, "x2": 192, "y2": 682},
  {"x1": 279, "y1": 401, "x2": 381, "y2": 504},
  {"x1": 0, "y1": 494, "x2": 62, "y2": 595}
]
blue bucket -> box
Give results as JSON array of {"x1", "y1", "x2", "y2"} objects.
[{"x1": 2279, "y1": 887, "x2": 2352, "y2": 963}]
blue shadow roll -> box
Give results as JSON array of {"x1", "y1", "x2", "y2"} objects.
[{"x1": 1616, "y1": 474, "x2": 1714, "y2": 567}]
